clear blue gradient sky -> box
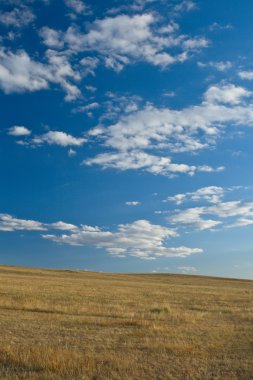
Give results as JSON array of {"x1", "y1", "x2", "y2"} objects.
[{"x1": 0, "y1": 0, "x2": 253, "y2": 278}]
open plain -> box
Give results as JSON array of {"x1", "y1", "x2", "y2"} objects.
[{"x1": 0, "y1": 265, "x2": 252, "y2": 380}]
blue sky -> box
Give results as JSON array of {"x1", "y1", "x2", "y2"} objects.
[{"x1": 0, "y1": 0, "x2": 253, "y2": 279}]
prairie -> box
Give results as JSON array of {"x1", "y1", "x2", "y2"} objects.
[{"x1": 0, "y1": 265, "x2": 252, "y2": 379}]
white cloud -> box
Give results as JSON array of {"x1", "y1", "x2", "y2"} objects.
[
  {"x1": 0, "y1": 6, "x2": 35, "y2": 28},
  {"x1": 198, "y1": 60, "x2": 232, "y2": 72},
  {"x1": 8, "y1": 125, "x2": 31, "y2": 136},
  {"x1": 209, "y1": 23, "x2": 233, "y2": 32},
  {"x1": 182, "y1": 37, "x2": 208, "y2": 50},
  {"x1": 94, "y1": 93, "x2": 142, "y2": 122},
  {"x1": 65, "y1": 0, "x2": 89, "y2": 14},
  {"x1": 0, "y1": 214, "x2": 46, "y2": 232},
  {"x1": 0, "y1": 48, "x2": 81, "y2": 101},
  {"x1": 42, "y1": 219, "x2": 202, "y2": 259},
  {"x1": 125, "y1": 201, "x2": 141, "y2": 206},
  {"x1": 75, "y1": 102, "x2": 99, "y2": 115},
  {"x1": 170, "y1": 207, "x2": 222, "y2": 230},
  {"x1": 32, "y1": 131, "x2": 86, "y2": 147},
  {"x1": 204, "y1": 84, "x2": 251, "y2": 105},
  {"x1": 80, "y1": 57, "x2": 99, "y2": 77},
  {"x1": 238, "y1": 71, "x2": 253, "y2": 80},
  {"x1": 39, "y1": 27, "x2": 64, "y2": 49},
  {"x1": 84, "y1": 83, "x2": 253, "y2": 176},
  {"x1": 85, "y1": 85, "x2": 97, "y2": 92},
  {"x1": 178, "y1": 266, "x2": 197, "y2": 273},
  {"x1": 207, "y1": 201, "x2": 253, "y2": 218},
  {"x1": 41, "y1": 13, "x2": 208, "y2": 71},
  {"x1": 68, "y1": 148, "x2": 77, "y2": 157},
  {"x1": 84, "y1": 151, "x2": 222, "y2": 177},
  {"x1": 50, "y1": 221, "x2": 78, "y2": 231},
  {"x1": 166, "y1": 186, "x2": 225, "y2": 205},
  {"x1": 106, "y1": 0, "x2": 158, "y2": 14},
  {"x1": 0, "y1": 48, "x2": 49, "y2": 93},
  {"x1": 174, "y1": 1, "x2": 197, "y2": 13},
  {"x1": 227, "y1": 218, "x2": 253, "y2": 228},
  {"x1": 0, "y1": 214, "x2": 82, "y2": 232},
  {"x1": 169, "y1": 200, "x2": 253, "y2": 231}
]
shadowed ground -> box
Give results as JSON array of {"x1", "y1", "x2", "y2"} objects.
[{"x1": 0, "y1": 265, "x2": 252, "y2": 379}]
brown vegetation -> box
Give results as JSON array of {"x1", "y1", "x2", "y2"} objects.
[{"x1": 0, "y1": 265, "x2": 252, "y2": 379}]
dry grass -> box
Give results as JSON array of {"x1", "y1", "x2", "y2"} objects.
[{"x1": 0, "y1": 265, "x2": 252, "y2": 379}]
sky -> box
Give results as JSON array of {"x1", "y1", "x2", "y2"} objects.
[{"x1": 0, "y1": 0, "x2": 253, "y2": 279}]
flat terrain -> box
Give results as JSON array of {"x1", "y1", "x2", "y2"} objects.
[{"x1": 0, "y1": 266, "x2": 252, "y2": 379}]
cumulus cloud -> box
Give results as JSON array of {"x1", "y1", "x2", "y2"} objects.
[
  {"x1": 0, "y1": 48, "x2": 81, "y2": 100},
  {"x1": 32, "y1": 131, "x2": 86, "y2": 147},
  {"x1": 0, "y1": 5, "x2": 35, "y2": 28},
  {"x1": 84, "y1": 83, "x2": 252, "y2": 176},
  {"x1": 5, "y1": 10, "x2": 205, "y2": 102},
  {"x1": 125, "y1": 201, "x2": 141, "y2": 206},
  {"x1": 40, "y1": 13, "x2": 208, "y2": 71},
  {"x1": 0, "y1": 49, "x2": 49, "y2": 93},
  {"x1": 203, "y1": 84, "x2": 251, "y2": 105},
  {"x1": 42, "y1": 219, "x2": 202, "y2": 259},
  {"x1": 8, "y1": 125, "x2": 31, "y2": 136},
  {"x1": 39, "y1": 27, "x2": 65, "y2": 49}
]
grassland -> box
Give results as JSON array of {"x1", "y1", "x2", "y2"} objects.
[{"x1": 0, "y1": 265, "x2": 252, "y2": 379}]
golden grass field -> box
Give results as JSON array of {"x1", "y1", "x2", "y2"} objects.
[{"x1": 0, "y1": 265, "x2": 252, "y2": 379}]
